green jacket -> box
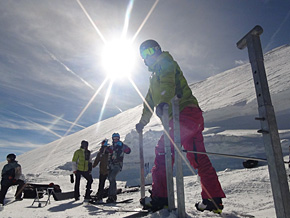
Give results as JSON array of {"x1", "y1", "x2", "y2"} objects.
[
  {"x1": 139, "y1": 51, "x2": 199, "y2": 126},
  {"x1": 72, "y1": 148, "x2": 92, "y2": 172}
]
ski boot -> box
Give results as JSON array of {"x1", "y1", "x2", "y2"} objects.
[
  {"x1": 106, "y1": 195, "x2": 117, "y2": 203},
  {"x1": 140, "y1": 195, "x2": 168, "y2": 212},
  {"x1": 195, "y1": 198, "x2": 224, "y2": 214}
]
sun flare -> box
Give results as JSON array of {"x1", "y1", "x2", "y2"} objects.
[{"x1": 102, "y1": 39, "x2": 136, "y2": 80}]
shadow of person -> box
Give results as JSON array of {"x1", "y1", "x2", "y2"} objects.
[{"x1": 47, "y1": 200, "x2": 83, "y2": 212}]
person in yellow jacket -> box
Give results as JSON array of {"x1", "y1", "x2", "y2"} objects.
[{"x1": 72, "y1": 140, "x2": 93, "y2": 201}]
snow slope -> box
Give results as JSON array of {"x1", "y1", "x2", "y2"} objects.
[{"x1": 1, "y1": 44, "x2": 290, "y2": 217}]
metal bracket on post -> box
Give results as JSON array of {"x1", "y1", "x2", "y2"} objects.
[
  {"x1": 171, "y1": 96, "x2": 186, "y2": 217},
  {"x1": 237, "y1": 25, "x2": 290, "y2": 218},
  {"x1": 139, "y1": 131, "x2": 145, "y2": 198},
  {"x1": 289, "y1": 145, "x2": 290, "y2": 170},
  {"x1": 162, "y1": 104, "x2": 175, "y2": 211}
]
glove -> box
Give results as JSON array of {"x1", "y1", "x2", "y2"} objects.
[
  {"x1": 135, "y1": 122, "x2": 145, "y2": 133},
  {"x1": 156, "y1": 102, "x2": 168, "y2": 118},
  {"x1": 116, "y1": 141, "x2": 123, "y2": 146},
  {"x1": 70, "y1": 174, "x2": 74, "y2": 183}
]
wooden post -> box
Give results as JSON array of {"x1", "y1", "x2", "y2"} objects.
[
  {"x1": 237, "y1": 25, "x2": 290, "y2": 218},
  {"x1": 172, "y1": 96, "x2": 186, "y2": 217},
  {"x1": 162, "y1": 104, "x2": 175, "y2": 211}
]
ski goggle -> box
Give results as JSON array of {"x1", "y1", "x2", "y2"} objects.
[
  {"x1": 141, "y1": 47, "x2": 155, "y2": 59},
  {"x1": 113, "y1": 137, "x2": 120, "y2": 140}
]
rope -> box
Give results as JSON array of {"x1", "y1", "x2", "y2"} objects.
[{"x1": 182, "y1": 150, "x2": 289, "y2": 164}]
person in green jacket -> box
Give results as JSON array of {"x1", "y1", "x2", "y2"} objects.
[
  {"x1": 136, "y1": 40, "x2": 225, "y2": 213},
  {"x1": 72, "y1": 140, "x2": 93, "y2": 201}
]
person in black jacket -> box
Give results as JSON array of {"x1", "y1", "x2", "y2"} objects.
[
  {"x1": 92, "y1": 139, "x2": 109, "y2": 202},
  {"x1": 0, "y1": 154, "x2": 25, "y2": 206},
  {"x1": 106, "y1": 133, "x2": 131, "y2": 203}
]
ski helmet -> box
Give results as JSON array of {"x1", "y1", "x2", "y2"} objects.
[
  {"x1": 112, "y1": 133, "x2": 120, "y2": 140},
  {"x1": 7, "y1": 153, "x2": 16, "y2": 161},
  {"x1": 139, "y1": 39, "x2": 162, "y2": 59},
  {"x1": 81, "y1": 140, "x2": 89, "y2": 148},
  {"x1": 101, "y1": 139, "x2": 109, "y2": 146}
]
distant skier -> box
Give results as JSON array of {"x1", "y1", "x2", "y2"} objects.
[
  {"x1": 0, "y1": 154, "x2": 25, "y2": 206},
  {"x1": 136, "y1": 40, "x2": 226, "y2": 213},
  {"x1": 72, "y1": 140, "x2": 93, "y2": 202},
  {"x1": 106, "y1": 133, "x2": 131, "y2": 203},
  {"x1": 92, "y1": 139, "x2": 109, "y2": 203}
]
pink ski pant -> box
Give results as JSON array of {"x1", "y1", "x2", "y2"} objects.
[{"x1": 151, "y1": 107, "x2": 226, "y2": 199}]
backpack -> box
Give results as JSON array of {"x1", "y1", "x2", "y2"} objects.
[{"x1": 5, "y1": 167, "x2": 16, "y2": 180}]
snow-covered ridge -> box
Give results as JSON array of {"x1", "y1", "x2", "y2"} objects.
[{"x1": 191, "y1": 44, "x2": 290, "y2": 123}]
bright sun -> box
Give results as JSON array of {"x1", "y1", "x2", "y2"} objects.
[{"x1": 102, "y1": 39, "x2": 136, "y2": 80}]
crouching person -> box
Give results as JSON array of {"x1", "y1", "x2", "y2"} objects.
[
  {"x1": 106, "y1": 133, "x2": 131, "y2": 203},
  {"x1": 0, "y1": 154, "x2": 25, "y2": 206},
  {"x1": 72, "y1": 140, "x2": 93, "y2": 202}
]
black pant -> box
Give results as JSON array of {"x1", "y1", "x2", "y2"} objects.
[
  {"x1": 96, "y1": 174, "x2": 108, "y2": 199},
  {"x1": 74, "y1": 171, "x2": 93, "y2": 200},
  {"x1": 0, "y1": 179, "x2": 25, "y2": 204}
]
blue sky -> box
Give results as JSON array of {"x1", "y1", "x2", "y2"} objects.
[{"x1": 0, "y1": 0, "x2": 290, "y2": 162}]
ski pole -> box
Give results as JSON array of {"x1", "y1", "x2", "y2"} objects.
[
  {"x1": 182, "y1": 149, "x2": 289, "y2": 164},
  {"x1": 162, "y1": 104, "x2": 175, "y2": 211},
  {"x1": 139, "y1": 130, "x2": 145, "y2": 198},
  {"x1": 172, "y1": 96, "x2": 186, "y2": 217}
]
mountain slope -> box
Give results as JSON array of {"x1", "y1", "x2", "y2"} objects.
[{"x1": 1, "y1": 44, "x2": 290, "y2": 183}]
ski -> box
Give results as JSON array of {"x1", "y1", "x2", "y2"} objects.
[
  {"x1": 89, "y1": 198, "x2": 133, "y2": 205},
  {"x1": 3, "y1": 199, "x2": 17, "y2": 206},
  {"x1": 87, "y1": 206, "x2": 161, "y2": 218},
  {"x1": 0, "y1": 199, "x2": 19, "y2": 210},
  {"x1": 122, "y1": 208, "x2": 163, "y2": 218},
  {"x1": 222, "y1": 211, "x2": 255, "y2": 218}
]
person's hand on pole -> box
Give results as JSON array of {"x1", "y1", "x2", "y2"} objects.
[
  {"x1": 156, "y1": 102, "x2": 169, "y2": 118},
  {"x1": 136, "y1": 122, "x2": 145, "y2": 133}
]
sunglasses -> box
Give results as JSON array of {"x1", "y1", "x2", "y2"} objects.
[{"x1": 141, "y1": 47, "x2": 155, "y2": 59}]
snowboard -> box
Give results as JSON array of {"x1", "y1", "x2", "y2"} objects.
[
  {"x1": 90, "y1": 187, "x2": 139, "y2": 200},
  {"x1": 89, "y1": 198, "x2": 133, "y2": 205},
  {"x1": 52, "y1": 191, "x2": 75, "y2": 201}
]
